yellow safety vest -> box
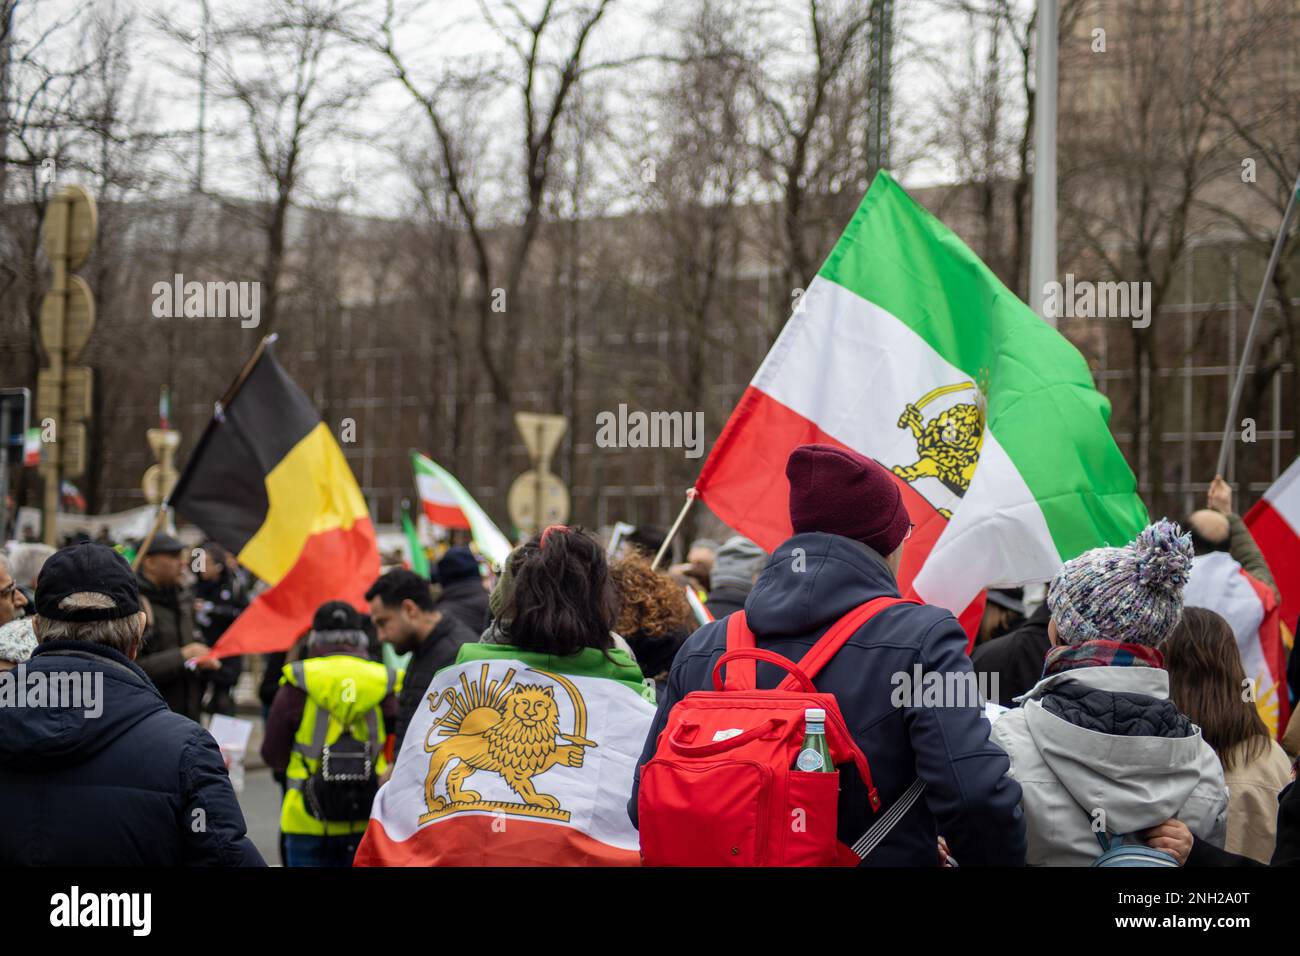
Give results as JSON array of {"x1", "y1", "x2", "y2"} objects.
[{"x1": 279, "y1": 655, "x2": 402, "y2": 837}]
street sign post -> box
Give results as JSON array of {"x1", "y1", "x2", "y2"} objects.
[
  {"x1": 507, "y1": 412, "x2": 570, "y2": 537},
  {"x1": 38, "y1": 185, "x2": 99, "y2": 543}
]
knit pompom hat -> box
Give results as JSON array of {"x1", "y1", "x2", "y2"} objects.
[
  {"x1": 0, "y1": 617, "x2": 37, "y2": 664},
  {"x1": 1046, "y1": 518, "x2": 1193, "y2": 647}
]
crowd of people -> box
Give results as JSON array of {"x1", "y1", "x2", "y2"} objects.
[{"x1": 0, "y1": 442, "x2": 1297, "y2": 868}]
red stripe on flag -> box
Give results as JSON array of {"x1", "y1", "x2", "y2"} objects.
[
  {"x1": 421, "y1": 499, "x2": 471, "y2": 530},
  {"x1": 1240, "y1": 566, "x2": 1291, "y2": 738},
  {"x1": 695, "y1": 385, "x2": 983, "y2": 645},
  {"x1": 1245, "y1": 497, "x2": 1300, "y2": 634},
  {"x1": 209, "y1": 519, "x2": 380, "y2": 658},
  {"x1": 353, "y1": 815, "x2": 641, "y2": 867}
]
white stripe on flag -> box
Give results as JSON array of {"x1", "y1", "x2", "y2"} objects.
[
  {"x1": 1262, "y1": 455, "x2": 1300, "y2": 523},
  {"x1": 416, "y1": 472, "x2": 460, "y2": 508},
  {"x1": 755, "y1": 276, "x2": 1058, "y2": 613}
]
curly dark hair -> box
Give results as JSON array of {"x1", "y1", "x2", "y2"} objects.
[
  {"x1": 610, "y1": 553, "x2": 693, "y2": 640},
  {"x1": 500, "y1": 527, "x2": 617, "y2": 656}
]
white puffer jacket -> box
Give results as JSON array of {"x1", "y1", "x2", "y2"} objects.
[{"x1": 990, "y1": 665, "x2": 1228, "y2": 866}]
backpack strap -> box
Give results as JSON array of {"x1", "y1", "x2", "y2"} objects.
[
  {"x1": 721, "y1": 611, "x2": 757, "y2": 690},
  {"x1": 784, "y1": 596, "x2": 917, "y2": 688},
  {"x1": 851, "y1": 777, "x2": 927, "y2": 860},
  {"x1": 720, "y1": 596, "x2": 917, "y2": 692}
]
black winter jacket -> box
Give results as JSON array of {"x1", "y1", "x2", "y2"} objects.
[
  {"x1": 392, "y1": 614, "x2": 478, "y2": 754},
  {"x1": 435, "y1": 578, "x2": 491, "y2": 636},
  {"x1": 0, "y1": 640, "x2": 264, "y2": 866},
  {"x1": 970, "y1": 603, "x2": 1051, "y2": 706},
  {"x1": 136, "y1": 573, "x2": 204, "y2": 720}
]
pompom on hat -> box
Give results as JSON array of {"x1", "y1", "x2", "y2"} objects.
[
  {"x1": 0, "y1": 617, "x2": 36, "y2": 665},
  {"x1": 1046, "y1": 518, "x2": 1193, "y2": 647}
]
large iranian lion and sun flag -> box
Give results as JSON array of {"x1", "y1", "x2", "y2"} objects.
[
  {"x1": 355, "y1": 649, "x2": 655, "y2": 866},
  {"x1": 695, "y1": 171, "x2": 1150, "y2": 637}
]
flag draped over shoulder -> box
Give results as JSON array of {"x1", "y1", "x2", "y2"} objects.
[
  {"x1": 1185, "y1": 551, "x2": 1290, "y2": 739},
  {"x1": 169, "y1": 344, "x2": 379, "y2": 657},
  {"x1": 695, "y1": 171, "x2": 1148, "y2": 631},
  {"x1": 355, "y1": 650, "x2": 655, "y2": 866},
  {"x1": 412, "y1": 452, "x2": 511, "y2": 566}
]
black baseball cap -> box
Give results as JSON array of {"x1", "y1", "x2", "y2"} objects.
[
  {"x1": 35, "y1": 542, "x2": 142, "y2": 622},
  {"x1": 312, "y1": 600, "x2": 364, "y2": 633},
  {"x1": 143, "y1": 533, "x2": 185, "y2": 556}
]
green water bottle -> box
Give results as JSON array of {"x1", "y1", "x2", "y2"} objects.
[{"x1": 794, "y1": 707, "x2": 834, "y2": 772}]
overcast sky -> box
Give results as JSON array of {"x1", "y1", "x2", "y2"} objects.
[{"x1": 23, "y1": 0, "x2": 998, "y2": 218}]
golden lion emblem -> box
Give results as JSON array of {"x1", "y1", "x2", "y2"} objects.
[
  {"x1": 892, "y1": 382, "x2": 985, "y2": 505},
  {"x1": 419, "y1": 665, "x2": 596, "y2": 824}
]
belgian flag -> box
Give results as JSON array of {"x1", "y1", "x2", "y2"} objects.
[{"x1": 169, "y1": 338, "x2": 379, "y2": 657}]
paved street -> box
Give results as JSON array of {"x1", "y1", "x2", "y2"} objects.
[{"x1": 238, "y1": 762, "x2": 283, "y2": 866}]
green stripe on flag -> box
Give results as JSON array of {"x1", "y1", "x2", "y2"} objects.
[
  {"x1": 818, "y1": 171, "x2": 1147, "y2": 561},
  {"x1": 401, "y1": 506, "x2": 429, "y2": 578}
]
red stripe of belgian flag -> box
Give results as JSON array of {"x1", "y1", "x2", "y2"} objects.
[{"x1": 169, "y1": 343, "x2": 379, "y2": 657}]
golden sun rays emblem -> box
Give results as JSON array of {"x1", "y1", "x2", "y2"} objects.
[
  {"x1": 419, "y1": 663, "x2": 597, "y2": 825},
  {"x1": 892, "y1": 381, "x2": 986, "y2": 518}
]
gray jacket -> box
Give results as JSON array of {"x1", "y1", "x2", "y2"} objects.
[{"x1": 990, "y1": 665, "x2": 1228, "y2": 866}]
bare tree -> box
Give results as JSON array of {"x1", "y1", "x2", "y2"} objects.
[
  {"x1": 1059, "y1": 0, "x2": 1278, "y2": 505},
  {"x1": 355, "y1": 0, "x2": 623, "y2": 485},
  {"x1": 630, "y1": 0, "x2": 751, "y2": 535},
  {"x1": 1196, "y1": 11, "x2": 1300, "y2": 481},
  {"x1": 744, "y1": 0, "x2": 878, "y2": 340},
  {"x1": 155, "y1": 0, "x2": 367, "y2": 334},
  {"x1": 917, "y1": 0, "x2": 1088, "y2": 295}
]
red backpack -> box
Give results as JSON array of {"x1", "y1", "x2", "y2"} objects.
[{"x1": 637, "y1": 596, "x2": 925, "y2": 866}]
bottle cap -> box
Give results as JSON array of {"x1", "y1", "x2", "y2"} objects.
[{"x1": 805, "y1": 708, "x2": 826, "y2": 722}]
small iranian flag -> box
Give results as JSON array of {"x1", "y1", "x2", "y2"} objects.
[
  {"x1": 696, "y1": 172, "x2": 1148, "y2": 630},
  {"x1": 412, "y1": 452, "x2": 512, "y2": 566},
  {"x1": 23, "y1": 428, "x2": 41, "y2": 467}
]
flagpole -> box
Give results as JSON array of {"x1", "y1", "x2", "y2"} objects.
[
  {"x1": 651, "y1": 488, "x2": 697, "y2": 571},
  {"x1": 1215, "y1": 169, "x2": 1300, "y2": 479},
  {"x1": 1028, "y1": 0, "x2": 1058, "y2": 327},
  {"x1": 132, "y1": 505, "x2": 169, "y2": 572},
  {"x1": 142, "y1": 333, "x2": 279, "y2": 569},
  {"x1": 218, "y1": 332, "x2": 278, "y2": 410}
]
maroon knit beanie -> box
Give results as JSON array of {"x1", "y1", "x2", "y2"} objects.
[{"x1": 786, "y1": 444, "x2": 911, "y2": 556}]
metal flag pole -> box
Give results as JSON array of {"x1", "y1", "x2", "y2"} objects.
[
  {"x1": 1215, "y1": 169, "x2": 1300, "y2": 479},
  {"x1": 1028, "y1": 0, "x2": 1058, "y2": 327}
]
